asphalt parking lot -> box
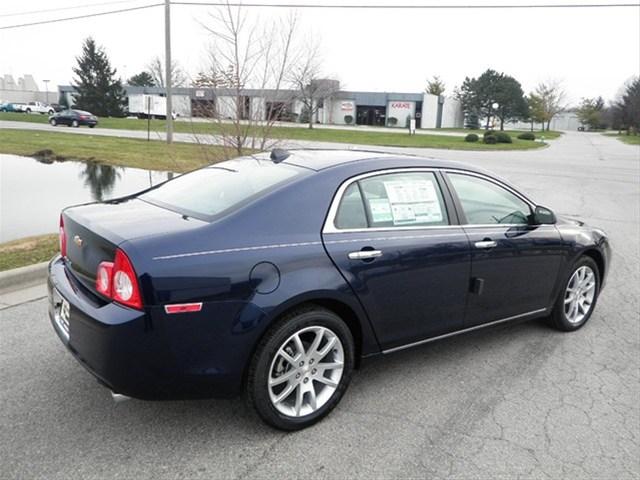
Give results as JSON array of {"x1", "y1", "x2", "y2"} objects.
[{"x1": 1, "y1": 132, "x2": 638, "y2": 479}]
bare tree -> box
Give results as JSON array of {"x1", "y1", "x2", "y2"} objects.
[
  {"x1": 528, "y1": 80, "x2": 567, "y2": 131},
  {"x1": 289, "y1": 39, "x2": 339, "y2": 129},
  {"x1": 199, "y1": 2, "x2": 298, "y2": 156},
  {"x1": 148, "y1": 56, "x2": 188, "y2": 88}
]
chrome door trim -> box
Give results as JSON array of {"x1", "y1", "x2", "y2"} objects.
[
  {"x1": 348, "y1": 250, "x2": 383, "y2": 260},
  {"x1": 381, "y1": 308, "x2": 548, "y2": 354}
]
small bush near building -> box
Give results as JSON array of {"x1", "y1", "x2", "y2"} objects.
[
  {"x1": 465, "y1": 133, "x2": 479, "y2": 142},
  {"x1": 483, "y1": 130, "x2": 496, "y2": 137},
  {"x1": 344, "y1": 115, "x2": 353, "y2": 124},
  {"x1": 495, "y1": 132, "x2": 513, "y2": 143},
  {"x1": 484, "y1": 135, "x2": 498, "y2": 144},
  {"x1": 387, "y1": 117, "x2": 398, "y2": 126},
  {"x1": 517, "y1": 132, "x2": 536, "y2": 141}
]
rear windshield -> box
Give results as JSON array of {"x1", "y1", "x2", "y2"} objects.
[{"x1": 140, "y1": 158, "x2": 306, "y2": 220}]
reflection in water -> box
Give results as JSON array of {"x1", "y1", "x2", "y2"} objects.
[
  {"x1": 79, "y1": 162, "x2": 121, "y2": 201},
  {"x1": 2, "y1": 154, "x2": 171, "y2": 242}
]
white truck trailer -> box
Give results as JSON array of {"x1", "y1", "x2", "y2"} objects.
[{"x1": 128, "y1": 93, "x2": 191, "y2": 119}]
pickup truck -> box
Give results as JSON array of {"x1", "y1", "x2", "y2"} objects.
[{"x1": 24, "y1": 101, "x2": 55, "y2": 115}]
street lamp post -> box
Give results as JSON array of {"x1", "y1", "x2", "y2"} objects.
[
  {"x1": 43, "y1": 79, "x2": 50, "y2": 104},
  {"x1": 491, "y1": 102, "x2": 499, "y2": 130}
]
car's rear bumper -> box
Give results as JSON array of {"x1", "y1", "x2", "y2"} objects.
[{"x1": 47, "y1": 255, "x2": 253, "y2": 399}]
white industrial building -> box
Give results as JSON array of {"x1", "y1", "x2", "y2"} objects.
[
  {"x1": 59, "y1": 83, "x2": 465, "y2": 129},
  {"x1": 0, "y1": 74, "x2": 55, "y2": 104}
]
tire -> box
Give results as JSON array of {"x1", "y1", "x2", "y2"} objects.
[
  {"x1": 89, "y1": 124, "x2": 95, "y2": 128},
  {"x1": 50, "y1": 119, "x2": 57, "y2": 126},
  {"x1": 549, "y1": 256, "x2": 600, "y2": 331},
  {"x1": 25, "y1": 108, "x2": 31, "y2": 114},
  {"x1": 246, "y1": 306, "x2": 355, "y2": 430},
  {"x1": 72, "y1": 120, "x2": 79, "y2": 128},
  {"x1": 48, "y1": 110, "x2": 54, "y2": 115}
]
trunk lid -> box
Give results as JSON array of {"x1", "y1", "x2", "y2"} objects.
[{"x1": 62, "y1": 197, "x2": 207, "y2": 292}]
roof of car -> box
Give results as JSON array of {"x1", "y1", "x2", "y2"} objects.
[{"x1": 264, "y1": 148, "x2": 474, "y2": 173}]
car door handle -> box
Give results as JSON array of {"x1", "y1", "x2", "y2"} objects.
[
  {"x1": 474, "y1": 240, "x2": 497, "y2": 249},
  {"x1": 348, "y1": 250, "x2": 383, "y2": 260}
]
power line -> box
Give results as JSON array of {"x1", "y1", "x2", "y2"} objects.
[
  {"x1": 0, "y1": 1, "x2": 636, "y2": 30},
  {"x1": 172, "y1": 1, "x2": 640, "y2": 9},
  {"x1": 0, "y1": 3, "x2": 162, "y2": 30},
  {"x1": 0, "y1": 0, "x2": 143, "y2": 18}
]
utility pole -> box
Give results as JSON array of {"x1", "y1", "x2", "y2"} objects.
[
  {"x1": 42, "y1": 79, "x2": 50, "y2": 104},
  {"x1": 164, "y1": 0, "x2": 173, "y2": 144}
]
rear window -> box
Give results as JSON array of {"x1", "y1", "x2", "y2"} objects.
[{"x1": 140, "y1": 158, "x2": 306, "y2": 220}]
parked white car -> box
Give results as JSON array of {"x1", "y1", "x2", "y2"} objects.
[{"x1": 24, "y1": 101, "x2": 55, "y2": 115}]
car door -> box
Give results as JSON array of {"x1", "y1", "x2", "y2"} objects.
[
  {"x1": 322, "y1": 169, "x2": 471, "y2": 351},
  {"x1": 444, "y1": 171, "x2": 564, "y2": 327}
]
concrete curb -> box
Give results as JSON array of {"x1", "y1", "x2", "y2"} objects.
[{"x1": 0, "y1": 261, "x2": 49, "y2": 292}]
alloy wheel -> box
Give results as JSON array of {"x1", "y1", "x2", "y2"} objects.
[
  {"x1": 268, "y1": 326, "x2": 344, "y2": 417},
  {"x1": 564, "y1": 265, "x2": 596, "y2": 324}
]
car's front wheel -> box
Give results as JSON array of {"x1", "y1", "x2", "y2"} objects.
[
  {"x1": 550, "y1": 256, "x2": 600, "y2": 331},
  {"x1": 72, "y1": 120, "x2": 79, "y2": 128},
  {"x1": 246, "y1": 306, "x2": 354, "y2": 430},
  {"x1": 50, "y1": 118, "x2": 57, "y2": 126}
]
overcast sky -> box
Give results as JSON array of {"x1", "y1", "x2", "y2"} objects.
[{"x1": 1, "y1": 0, "x2": 638, "y2": 105}]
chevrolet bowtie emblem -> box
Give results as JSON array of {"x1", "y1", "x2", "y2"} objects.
[{"x1": 73, "y1": 235, "x2": 83, "y2": 247}]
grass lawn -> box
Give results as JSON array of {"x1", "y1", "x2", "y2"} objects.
[
  {"x1": 0, "y1": 112, "x2": 546, "y2": 150},
  {"x1": 433, "y1": 127, "x2": 563, "y2": 140},
  {"x1": 0, "y1": 234, "x2": 58, "y2": 271},
  {"x1": 0, "y1": 129, "x2": 231, "y2": 172},
  {"x1": 603, "y1": 132, "x2": 640, "y2": 145}
]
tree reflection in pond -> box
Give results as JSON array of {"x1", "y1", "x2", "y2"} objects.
[{"x1": 79, "y1": 162, "x2": 122, "y2": 201}]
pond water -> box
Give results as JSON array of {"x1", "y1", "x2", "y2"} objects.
[{"x1": 0, "y1": 154, "x2": 172, "y2": 242}]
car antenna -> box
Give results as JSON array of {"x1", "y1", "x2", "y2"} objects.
[{"x1": 270, "y1": 149, "x2": 290, "y2": 163}]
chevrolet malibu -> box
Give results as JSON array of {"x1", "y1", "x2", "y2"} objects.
[{"x1": 48, "y1": 149, "x2": 610, "y2": 430}]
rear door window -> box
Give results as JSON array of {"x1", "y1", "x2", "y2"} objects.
[{"x1": 333, "y1": 171, "x2": 449, "y2": 230}]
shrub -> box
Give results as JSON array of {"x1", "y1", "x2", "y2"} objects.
[
  {"x1": 495, "y1": 132, "x2": 512, "y2": 143},
  {"x1": 465, "y1": 133, "x2": 479, "y2": 142},
  {"x1": 517, "y1": 132, "x2": 536, "y2": 141},
  {"x1": 344, "y1": 115, "x2": 353, "y2": 124},
  {"x1": 483, "y1": 135, "x2": 497, "y2": 144},
  {"x1": 483, "y1": 130, "x2": 496, "y2": 137},
  {"x1": 387, "y1": 116, "x2": 398, "y2": 126}
]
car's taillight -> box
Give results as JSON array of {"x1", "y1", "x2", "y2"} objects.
[
  {"x1": 80, "y1": 115, "x2": 87, "y2": 119},
  {"x1": 59, "y1": 214, "x2": 67, "y2": 257},
  {"x1": 96, "y1": 261, "x2": 114, "y2": 297},
  {"x1": 94, "y1": 249, "x2": 143, "y2": 310}
]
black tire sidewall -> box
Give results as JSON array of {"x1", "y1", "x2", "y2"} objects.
[
  {"x1": 553, "y1": 256, "x2": 600, "y2": 331},
  {"x1": 247, "y1": 308, "x2": 354, "y2": 431}
]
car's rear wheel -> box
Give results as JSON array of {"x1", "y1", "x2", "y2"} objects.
[
  {"x1": 72, "y1": 120, "x2": 79, "y2": 128},
  {"x1": 549, "y1": 256, "x2": 600, "y2": 331},
  {"x1": 89, "y1": 124, "x2": 95, "y2": 128},
  {"x1": 246, "y1": 306, "x2": 354, "y2": 430},
  {"x1": 50, "y1": 118, "x2": 57, "y2": 126}
]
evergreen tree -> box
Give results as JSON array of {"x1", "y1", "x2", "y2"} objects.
[
  {"x1": 127, "y1": 71, "x2": 155, "y2": 87},
  {"x1": 72, "y1": 37, "x2": 127, "y2": 117},
  {"x1": 425, "y1": 75, "x2": 446, "y2": 96}
]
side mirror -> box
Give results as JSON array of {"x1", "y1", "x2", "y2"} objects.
[{"x1": 531, "y1": 205, "x2": 556, "y2": 225}]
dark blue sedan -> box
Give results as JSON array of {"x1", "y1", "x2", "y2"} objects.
[{"x1": 48, "y1": 149, "x2": 610, "y2": 430}]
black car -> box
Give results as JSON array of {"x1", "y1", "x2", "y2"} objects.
[
  {"x1": 48, "y1": 149, "x2": 610, "y2": 430},
  {"x1": 49, "y1": 109, "x2": 98, "y2": 128}
]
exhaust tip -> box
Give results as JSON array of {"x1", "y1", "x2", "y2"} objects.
[{"x1": 111, "y1": 391, "x2": 131, "y2": 403}]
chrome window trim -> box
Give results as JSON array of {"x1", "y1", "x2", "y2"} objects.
[
  {"x1": 323, "y1": 167, "x2": 540, "y2": 234},
  {"x1": 323, "y1": 167, "x2": 452, "y2": 234}
]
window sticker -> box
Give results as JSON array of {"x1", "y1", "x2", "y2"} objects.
[
  {"x1": 368, "y1": 198, "x2": 393, "y2": 222},
  {"x1": 382, "y1": 179, "x2": 443, "y2": 225}
]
